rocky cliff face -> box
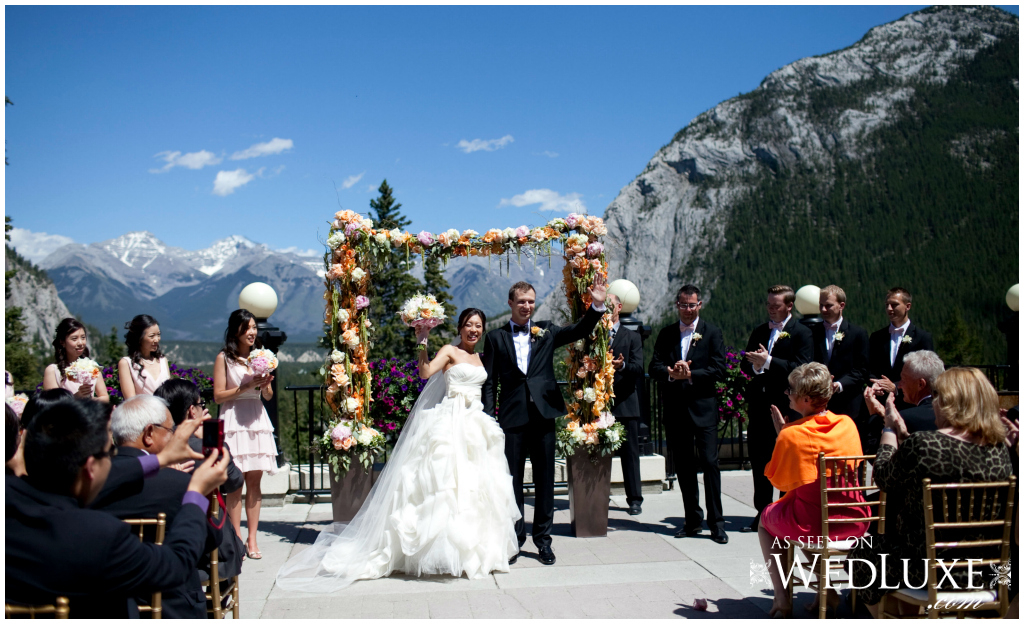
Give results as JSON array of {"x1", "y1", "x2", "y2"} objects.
[
  {"x1": 5, "y1": 247, "x2": 75, "y2": 344},
  {"x1": 538, "y1": 6, "x2": 1018, "y2": 323}
]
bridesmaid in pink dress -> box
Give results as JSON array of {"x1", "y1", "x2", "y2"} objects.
[
  {"x1": 213, "y1": 308, "x2": 278, "y2": 560},
  {"x1": 42, "y1": 318, "x2": 110, "y2": 403},
  {"x1": 117, "y1": 315, "x2": 171, "y2": 398}
]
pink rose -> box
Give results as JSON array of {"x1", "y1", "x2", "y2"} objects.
[
  {"x1": 417, "y1": 231, "x2": 434, "y2": 246},
  {"x1": 514, "y1": 225, "x2": 529, "y2": 239},
  {"x1": 566, "y1": 213, "x2": 581, "y2": 228},
  {"x1": 355, "y1": 295, "x2": 370, "y2": 310},
  {"x1": 586, "y1": 242, "x2": 604, "y2": 257},
  {"x1": 345, "y1": 222, "x2": 359, "y2": 236}
]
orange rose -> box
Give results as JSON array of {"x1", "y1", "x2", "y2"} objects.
[
  {"x1": 566, "y1": 421, "x2": 579, "y2": 432},
  {"x1": 340, "y1": 437, "x2": 355, "y2": 451},
  {"x1": 331, "y1": 364, "x2": 350, "y2": 387}
]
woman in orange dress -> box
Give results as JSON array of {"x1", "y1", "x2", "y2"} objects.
[{"x1": 757, "y1": 362, "x2": 870, "y2": 618}]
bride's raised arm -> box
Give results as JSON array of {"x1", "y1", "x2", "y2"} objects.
[{"x1": 415, "y1": 325, "x2": 452, "y2": 380}]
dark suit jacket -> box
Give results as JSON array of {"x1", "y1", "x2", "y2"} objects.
[
  {"x1": 189, "y1": 436, "x2": 244, "y2": 494},
  {"x1": 900, "y1": 396, "x2": 937, "y2": 435},
  {"x1": 482, "y1": 306, "x2": 603, "y2": 428},
  {"x1": 609, "y1": 325, "x2": 644, "y2": 419},
  {"x1": 811, "y1": 318, "x2": 869, "y2": 418},
  {"x1": 649, "y1": 319, "x2": 727, "y2": 429},
  {"x1": 741, "y1": 317, "x2": 814, "y2": 421},
  {"x1": 868, "y1": 321, "x2": 934, "y2": 383},
  {"x1": 91, "y1": 446, "x2": 222, "y2": 619},
  {"x1": 5, "y1": 474, "x2": 208, "y2": 619}
]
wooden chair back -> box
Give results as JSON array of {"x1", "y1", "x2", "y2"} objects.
[
  {"x1": 817, "y1": 452, "x2": 886, "y2": 544},
  {"x1": 203, "y1": 495, "x2": 239, "y2": 619},
  {"x1": 5, "y1": 597, "x2": 70, "y2": 619},
  {"x1": 122, "y1": 513, "x2": 166, "y2": 619}
]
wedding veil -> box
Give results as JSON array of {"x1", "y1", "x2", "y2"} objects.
[{"x1": 275, "y1": 344, "x2": 452, "y2": 593}]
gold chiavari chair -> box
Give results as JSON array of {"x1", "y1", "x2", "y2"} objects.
[
  {"x1": 786, "y1": 452, "x2": 886, "y2": 618},
  {"x1": 123, "y1": 513, "x2": 167, "y2": 619},
  {"x1": 878, "y1": 476, "x2": 1016, "y2": 619},
  {"x1": 202, "y1": 494, "x2": 240, "y2": 619},
  {"x1": 5, "y1": 596, "x2": 70, "y2": 619}
]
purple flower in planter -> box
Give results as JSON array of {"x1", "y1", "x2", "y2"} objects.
[
  {"x1": 400, "y1": 385, "x2": 408, "y2": 392},
  {"x1": 726, "y1": 400, "x2": 733, "y2": 408}
]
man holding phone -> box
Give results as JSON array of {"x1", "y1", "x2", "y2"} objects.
[{"x1": 649, "y1": 285, "x2": 728, "y2": 544}]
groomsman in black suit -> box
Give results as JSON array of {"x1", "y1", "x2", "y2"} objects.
[
  {"x1": 811, "y1": 285, "x2": 869, "y2": 418},
  {"x1": 482, "y1": 278, "x2": 607, "y2": 566},
  {"x1": 868, "y1": 287, "x2": 934, "y2": 410},
  {"x1": 741, "y1": 284, "x2": 813, "y2": 532},
  {"x1": 650, "y1": 285, "x2": 728, "y2": 543},
  {"x1": 606, "y1": 293, "x2": 645, "y2": 516}
]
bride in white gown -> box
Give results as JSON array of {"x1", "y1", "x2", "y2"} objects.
[{"x1": 276, "y1": 308, "x2": 520, "y2": 593}]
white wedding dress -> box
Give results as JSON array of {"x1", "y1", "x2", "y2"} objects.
[{"x1": 276, "y1": 363, "x2": 521, "y2": 593}]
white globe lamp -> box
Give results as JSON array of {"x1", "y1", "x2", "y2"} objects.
[
  {"x1": 607, "y1": 279, "x2": 641, "y2": 315},
  {"x1": 794, "y1": 285, "x2": 821, "y2": 316},
  {"x1": 1007, "y1": 284, "x2": 1019, "y2": 312},
  {"x1": 238, "y1": 282, "x2": 279, "y2": 320}
]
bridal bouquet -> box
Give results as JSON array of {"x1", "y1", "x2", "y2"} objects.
[
  {"x1": 398, "y1": 293, "x2": 447, "y2": 329},
  {"x1": 322, "y1": 418, "x2": 386, "y2": 479},
  {"x1": 247, "y1": 348, "x2": 279, "y2": 376},
  {"x1": 65, "y1": 358, "x2": 101, "y2": 386},
  {"x1": 6, "y1": 393, "x2": 29, "y2": 417}
]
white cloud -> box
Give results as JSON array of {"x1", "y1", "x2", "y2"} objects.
[
  {"x1": 499, "y1": 189, "x2": 586, "y2": 213},
  {"x1": 542, "y1": 150, "x2": 559, "y2": 158},
  {"x1": 457, "y1": 134, "x2": 514, "y2": 153},
  {"x1": 230, "y1": 138, "x2": 293, "y2": 160},
  {"x1": 275, "y1": 246, "x2": 320, "y2": 257},
  {"x1": 212, "y1": 169, "x2": 256, "y2": 196},
  {"x1": 341, "y1": 172, "x2": 365, "y2": 189},
  {"x1": 150, "y1": 149, "x2": 222, "y2": 173},
  {"x1": 366, "y1": 184, "x2": 378, "y2": 193},
  {"x1": 6, "y1": 228, "x2": 76, "y2": 264}
]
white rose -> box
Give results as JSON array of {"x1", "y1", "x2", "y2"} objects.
[
  {"x1": 583, "y1": 387, "x2": 597, "y2": 403},
  {"x1": 336, "y1": 309, "x2": 350, "y2": 323},
  {"x1": 375, "y1": 232, "x2": 388, "y2": 245},
  {"x1": 605, "y1": 429, "x2": 620, "y2": 444},
  {"x1": 462, "y1": 229, "x2": 478, "y2": 238},
  {"x1": 361, "y1": 218, "x2": 374, "y2": 230},
  {"x1": 327, "y1": 231, "x2": 346, "y2": 249},
  {"x1": 389, "y1": 228, "x2": 404, "y2": 247},
  {"x1": 330, "y1": 350, "x2": 344, "y2": 363},
  {"x1": 351, "y1": 267, "x2": 366, "y2": 281},
  {"x1": 344, "y1": 333, "x2": 360, "y2": 348},
  {"x1": 501, "y1": 227, "x2": 516, "y2": 242},
  {"x1": 355, "y1": 428, "x2": 374, "y2": 446},
  {"x1": 344, "y1": 397, "x2": 360, "y2": 413},
  {"x1": 572, "y1": 429, "x2": 586, "y2": 443},
  {"x1": 446, "y1": 228, "x2": 460, "y2": 240}
]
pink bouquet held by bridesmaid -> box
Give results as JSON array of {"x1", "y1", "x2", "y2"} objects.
[{"x1": 246, "y1": 348, "x2": 279, "y2": 377}]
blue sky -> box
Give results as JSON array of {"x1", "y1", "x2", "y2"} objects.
[{"x1": 6, "y1": 5, "x2": 1017, "y2": 260}]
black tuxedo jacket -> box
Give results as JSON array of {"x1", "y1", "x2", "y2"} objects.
[
  {"x1": 868, "y1": 321, "x2": 934, "y2": 382},
  {"x1": 741, "y1": 317, "x2": 814, "y2": 418},
  {"x1": 609, "y1": 325, "x2": 644, "y2": 420},
  {"x1": 649, "y1": 319, "x2": 727, "y2": 429},
  {"x1": 900, "y1": 396, "x2": 937, "y2": 435},
  {"x1": 5, "y1": 473, "x2": 208, "y2": 619},
  {"x1": 482, "y1": 306, "x2": 604, "y2": 428},
  {"x1": 811, "y1": 319, "x2": 869, "y2": 417},
  {"x1": 91, "y1": 447, "x2": 223, "y2": 619}
]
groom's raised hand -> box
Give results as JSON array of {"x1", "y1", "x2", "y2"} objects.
[{"x1": 586, "y1": 273, "x2": 608, "y2": 306}]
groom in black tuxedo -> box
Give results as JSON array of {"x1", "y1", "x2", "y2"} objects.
[{"x1": 482, "y1": 278, "x2": 607, "y2": 565}]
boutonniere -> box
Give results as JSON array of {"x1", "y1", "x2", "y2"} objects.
[
  {"x1": 531, "y1": 326, "x2": 548, "y2": 342},
  {"x1": 691, "y1": 332, "x2": 702, "y2": 343},
  {"x1": 777, "y1": 331, "x2": 790, "y2": 340},
  {"x1": 833, "y1": 332, "x2": 845, "y2": 343},
  {"x1": 901, "y1": 335, "x2": 912, "y2": 345}
]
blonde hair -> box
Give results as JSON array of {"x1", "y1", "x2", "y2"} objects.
[
  {"x1": 788, "y1": 362, "x2": 833, "y2": 410},
  {"x1": 819, "y1": 285, "x2": 847, "y2": 304},
  {"x1": 932, "y1": 367, "x2": 1006, "y2": 446}
]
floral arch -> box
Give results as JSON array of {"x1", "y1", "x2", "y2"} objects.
[{"x1": 320, "y1": 210, "x2": 622, "y2": 476}]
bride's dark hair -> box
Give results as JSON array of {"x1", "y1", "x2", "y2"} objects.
[{"x1": 457, "y1": 308, "x2": 486, "y2": 330}]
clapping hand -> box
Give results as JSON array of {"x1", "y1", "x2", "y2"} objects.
[
  {"x1": 612, "y1": 353, "x2": 625, "y2": 371},
  {"x1": 668, "y1": 360, "x2": 691, "y2": 381},
  {"x1": 587, "y1": 273, "x2": 607, "y2": 306},
  {"x1": 1000, "y1": 409, "x2": 1019, "y2": 448},
  {"x1": 863, "y1": 386, "x2": 885, "y2": 417},
  {"x1": 869, "y1": 375, "x2": 896, "y2": 394},
  {"x1": 744, "y1": 344, "x2": 769, "y2": 369},
  {"x1": 769, "y1": 404, "x2": 787, "y2": 435},
  {"x1": 883, "y1": 393, "x2": 909, "y2": 441}
]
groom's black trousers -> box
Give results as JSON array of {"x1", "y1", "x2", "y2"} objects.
[{"x1": 504, "y1": 401, "x2": 556, "y2": 549}]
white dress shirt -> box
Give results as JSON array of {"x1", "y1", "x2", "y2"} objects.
[
  {"x1": 755, "y1": 314, "x2": 792, "y2": 374},
  {"x1": 679, "y1": 317, "x2": 699, "y2": 362},
  {"x1": 824, "y1": 317, "x2": 843, "y2": 363},
  {"x1": 889, "y1": 319, "x2": 911, "y2": 366},
  {"x1": 510, "y1": 303, "x2": 606, "y2": 375}
]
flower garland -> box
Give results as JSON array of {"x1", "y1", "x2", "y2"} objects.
[{"x1": 321, "y1": 209, "x2": 614, "y2": 475}]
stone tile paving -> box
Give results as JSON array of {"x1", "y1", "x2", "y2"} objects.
[{"x1": 233, "y1": 469, "x2": 837, "y2": 619}]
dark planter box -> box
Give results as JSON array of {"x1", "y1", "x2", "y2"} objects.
[
  {"x1": 566, "y1": 448, "x2": 613, "y2": 538},
  {"x1": 329, "y1": 462, "x2": 376, "y2": 523}
]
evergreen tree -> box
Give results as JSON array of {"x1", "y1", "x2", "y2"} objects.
[
  {"x1": 96, "y1": 325, "x2": 126, "y2": 367},
  {"x1": 5, "y1": 307, "x2": 42, "y2": 388},
  {"x1": 423, "y1": 252, "x2": 457, "y2": 353},
  {"x1": 367, "y1": 180, "x2": 422, "y2": 362},
  {"x1": 937, "y1": 308, "x2": 983, "y2": 366}
]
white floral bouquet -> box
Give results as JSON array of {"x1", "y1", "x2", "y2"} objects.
[
  {"x1": 6, "y1": 393, "x2": 29, "y2": 417},
  {"x1": 65, "y1": 358, "x2": 101, "y2": 386},
  {"x1": 556, "y1": 411, "x2": 626, "y2": 460},
  {"x1": 398, "y1": 293, "x2": 447, "y2": 329},
  {"x1": 322, "y1": 419, "x2": 386, "y2": 479},
  {"x1": 247, "y1": 348, "x2": 279, "y2": 376}
]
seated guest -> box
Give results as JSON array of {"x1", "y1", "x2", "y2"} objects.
[
  {"x1": 155, "y1": 380, "x2": 246, "y2": 580},
  {"x1": 849, "y1": 367, "x2": 1013, "y2": 617},
  {"x1": 118, "y1": 315, "x2": 170, "y2": 399},
  {"x1": 757, "y1": 363, "x2": 870, "y2": 618},
  {"x1": 7, "y1": 389, "x2": 75, "y2": 477},
  {"x1": 92, "y1": 395, "x2": 225, "y2": 618},
  {"x1": 5, "y1": 399, "x2": 229, "y2": 618},
  {"x1": 42, "y1": 318, "x2": 109, "y2": 402},
  {"x1": 864, "y1": 350, "x2": 942, "y2": 438}
]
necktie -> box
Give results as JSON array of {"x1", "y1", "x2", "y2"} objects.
[
  {"x1": 680, "y1": 322, "x2": 696, "y2": 333},
  {"x1": 512, "y1": 324, "x2": 529, "y2": 335},
  {"x1": 769, "y1": 320, "x2": 786, "y2": 331},
  {"x1": 827, "y1": 322, "x2": 841, "y2": 332},
  {"x1": 889, "y1": 325, "x2": 904, "y2": 335}
]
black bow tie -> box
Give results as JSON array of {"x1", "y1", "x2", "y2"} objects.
[{"x1": 512, "y1": 323, "x2": 529, "y2": 335}]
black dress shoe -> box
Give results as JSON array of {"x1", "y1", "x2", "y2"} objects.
[
  {"x1": 674, "y1": 526, "x2": 702, "y2": 538},
  {"x1": 508, "y1": 553, "x2": 519, "y2": 565},
  {"x1": 628, "y1": 502, "x2": 642, "y2": 516},
  {"x1": 740, "y1": 520, "x2": 759, "y2": 533},
  {"x1": 538, "y1": 545, "x2": 556, "y2": 565},
  {"x1": 710, "y1": 532, "x2": 729, "y2": 544}
]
